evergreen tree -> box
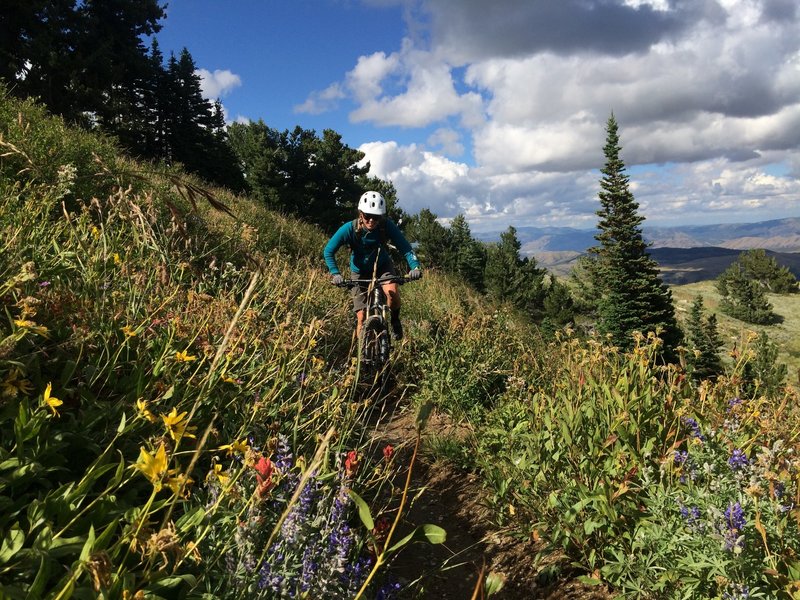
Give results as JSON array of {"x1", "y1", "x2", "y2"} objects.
[
  {"x1": 685, "y1": 295, "x2": 723, "y2": 381},
  {"x1": 716, "y1": 262, "x2": 777, "y2": 324},
  {"x1": 741, "y1": 331, "x2": 787, "y2": 399},
  {"x1": 736, "y1": 249, "x2": 798, "y2": 294},
  {"x1": 448, "y1": 215, "x2": 486, "y2": 292},
  {"x1": 484, "y1": 226, "x2": 546, "y2": 320},
  {"x1": 588, "y1": 114, "x2": 682, "y2": 358},
  {"x1": 228, "y1": 121, "x2": 369, "y2": 229},
  {"x1": 73, "y1": 0, "x2": 165, "y2": 148},
  {"x1": 541, "y1": 278, "x2": 576, "y2": 335},
  {"x1": 404, "y1": 209, "x2": 452, "y2": 270}
]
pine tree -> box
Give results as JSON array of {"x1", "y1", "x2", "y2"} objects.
[
  {"x1": 588, "y1": 114, "x2": 682, "y2": 358},
  {"x1": 484, "y1": 226, "x2": 546, "y2": 320},
  {"x1": 716, "y1": 262, "x2": 777, "y2": 324},
  {"x1": 685, "y1": 295, "x2": 723, "y2": 381},
  {"x1": 449, "y1": 215, "x2": 486, "y2": 292}
]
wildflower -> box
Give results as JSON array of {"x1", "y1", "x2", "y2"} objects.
[
  {"x1": 727, "y1": 397, "x2": 744, "y2": 411},
  {"x1": 42, "y1": 383, "x2": 63, "y2": 416},
  {"x1": 344, "y1": 450, "x2": 360, "y2": 477},
  {"x1": 383, "y1": 444, "x2": 394, "y2": 461},
  {"x1": 217, "y1": 439, "x2": 250, "y2": 455},
  {"x1": 91, "y1": 226, "x2": 100, "y2": 238},
  {"x1": 679, "y1": 503, "x2": 702, "y2": 529},
  {"x1": 728, "y1": 449, "x2": 749, "y2": 471},
  {"x1": 723, "y1": 502, "x2": 746, "y2": 553},
  {"x1": 161, "y1": 407, "x2": 196, "y2": 442},
  {"x1": 174, "y1": 350, "x2": 197, "y2": 363},
  {"x1": 376, "y1": 581, "x2": 403, "y2": 600},
  {"x1": 132, "y1": 443, "x2": 169, "y2": 491},
  {"x1": 2, "y1": 368, "x2": 33, "y2": 398},
  {"x1": 254, "y1": 456, "x2": 276, "y2": 497},
  {"x1": 722, "y1": 584, "x2": 751, "y2": 600},
  {"x1": 164, "y1": 472, "x2": 194, "y2": 498},
  {"x1": 113, "y1": 253, "x2": 122, "y2": 265},
  {"x1": 121, "y1": 325, "x2": 137, "y2": 337},
  {"x1": 681, "y1": 416, "x2": 706, "y2": 442},
  {"x1": 14, "y1": 319, "x2": 49, "y2": 337},
  {"x1": 136, "y1": 399, "x2": 158, "y2": 423},
  {"x1": 207, "y1": 462, "x2": 230, "y2": 488}
]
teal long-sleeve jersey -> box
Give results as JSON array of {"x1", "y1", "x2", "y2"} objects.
[{"x1": 323, "y1": 218, "x2": 420, "y2": 276}]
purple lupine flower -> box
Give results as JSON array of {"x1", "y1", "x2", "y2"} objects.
[
  {"x1": 39, "y1": 281, "x2": 51, "y2": 287},
  {"x1": 728, "y1": 449, "x2": 749, "y2": 471},
  {"x1": 727, "y1": 397, "x2": 744, "y2": 411},
  {"x1": 723, "y1": 584, "x2": 750, "y2": 599},
  {"x1": 681, "y1": 416, "x2": 706, "y2": 442},
  {"x1": 281, "y1": 475, "x2": 318, "y2": 543},
  {"x1": 723, "y1": 502, "x2": 746, "y2": 552},
  {"x1": 376, "y1": 580, "x2": 403, "y2": 600},
  {"x1": 673, "y1": 450, "x2": 689, "y2": 466},
  {"x1": 682, "y1": 417, "x2": 706, "y2": 442}
]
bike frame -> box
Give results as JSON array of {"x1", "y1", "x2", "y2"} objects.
[{"x1": 338, "y1": 275, "x2": 409, "y2": 387}]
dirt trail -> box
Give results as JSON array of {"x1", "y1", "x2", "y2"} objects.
[{"x1": 368, "y1": 399, "x2": 613, "y2": 600}]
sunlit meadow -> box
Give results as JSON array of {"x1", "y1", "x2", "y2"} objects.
[{"x1": 2, "y1": 88, "x2": 799, "y2": 599}]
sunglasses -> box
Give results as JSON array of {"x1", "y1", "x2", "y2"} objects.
[{"x1": 361, "y1": 214, "x2": 381, "y2": 222}]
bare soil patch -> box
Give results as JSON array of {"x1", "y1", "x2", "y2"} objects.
[{"x1": 370, "y1": 403, "x2": 614, "y2": 600}]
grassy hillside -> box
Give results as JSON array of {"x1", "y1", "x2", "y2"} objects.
[
  {"x1": 672, "y1": 281, "x2": 800, "y2": 378},
  {"x1": 3, "y1": 91, "x2": 800, "y2": 600}
]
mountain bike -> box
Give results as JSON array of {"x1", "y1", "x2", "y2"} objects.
[{"x1": 338, "y1": 274, "x2": 410, "y2": 393}]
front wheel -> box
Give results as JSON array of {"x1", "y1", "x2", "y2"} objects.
[{"x1": 361, "y1": 318, "x2": 391, "y2": 391}]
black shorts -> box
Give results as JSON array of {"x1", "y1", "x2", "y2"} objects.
[{"x1": 350, "y1": 266, "x2": 396, "y2": 312}]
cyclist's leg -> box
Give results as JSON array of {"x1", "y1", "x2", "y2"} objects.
[
  {"x1": 350, "y1": 275, "x2": 369, "y2": 338},
  {"x1": 378, "y1": 268, "x2": 403, "y2": 340}
]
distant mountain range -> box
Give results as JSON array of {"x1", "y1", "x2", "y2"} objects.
[{"x1": 476, "y1": 217, "x2": 800, "y2": 284}]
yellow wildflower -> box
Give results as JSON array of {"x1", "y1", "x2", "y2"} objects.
[
  {"x1": 164, "y1": 472, "x2": 194, "y2": 498},
  {"x1": 217, "y1": 439, "x2": 250, "y2": 456},
  {"x1": 121, "y1": 325, "x2": 138, "y2": 338},
  {"x1": 14, "y1": 319, "x2": 49, "y2": 337},
  {"x1": 42, "y1": 383, "x2": 63, "y2": 416},
  {"x1": 206, "y1": 462, "x2": 230, "y2": 487},
  {"x1": 91, "y1": 226, "x2": 100, "y2": 238},
  {"x1": 174, "y1": 350, "x2": 197, "y2": 363},
  {"x1": 2, "y1": 368, "x2": 33, "y2": 398},
  {"x1": 161, "y1": 407, "x2": 196, "y2": 442},
  {"x1": 132, "y1": 443, "x2": 168, "y2": 491},
  {"x1": 113, "y1": 253, "x2": 121, "y2": 265},
  {"x1": 136, "y1": 399, "x2": 158, "y2": 423}
]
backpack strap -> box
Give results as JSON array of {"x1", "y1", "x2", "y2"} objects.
[{"x1": 353, "y1": 216, "x2": 388, "y2": 247}]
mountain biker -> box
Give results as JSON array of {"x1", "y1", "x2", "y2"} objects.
[{"x1": 324, "y1": 191, "x2": 422, "y2": 340}]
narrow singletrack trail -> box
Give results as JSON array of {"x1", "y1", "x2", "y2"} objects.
[{"x1": 366, "y1": 396, "x2": 613, "y2": 600}]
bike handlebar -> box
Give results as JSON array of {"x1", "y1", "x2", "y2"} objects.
[{"x1": 335, "y1": 275, "x2": 410, "y2": 288}]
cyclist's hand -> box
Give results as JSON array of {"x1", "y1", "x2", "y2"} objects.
[
  {"x1": 408, "y1": 268, "x2": 423, "y2": 281},
  {"x1": 331, "y1": 274, "x2": 344, "y2": 286}
]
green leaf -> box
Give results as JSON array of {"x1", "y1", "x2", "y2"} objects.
[
  {"x1": 145, "y1": 574, "x2": 197, "y2": 593},
  {"x1": 0, "y1": 523, "x2": 25, "y2": 564},
  {"x1": 79, "y1": 526, "x2": 95, "y2": 562},
  {"x1": 416, "y1": 401, "x2": 434, "y2": 430},
  {"x1": 176, "y1": 506, "x2": 205, "y2": 532},
  {"x1": 117, "y1": 411, "x2": 126, "y2": 434},
  {"x1": 485, "y1": 572, "x2": 506, "y2": 596},
  {"x1": 421, "y1": 524, "x2": 446, "y2": 544},
  {"x1": 386, "y1": 524, "x2": 447, "y2": 553},
  {"x1": 577, "y1": 576, "x2": 603, "y2": 586},
  {"x1": 29, "y1": 554, "x2": 51, "y2": 598},
  {"x1": 347, "y1": 489, "x2": 374, "y2": 531}
]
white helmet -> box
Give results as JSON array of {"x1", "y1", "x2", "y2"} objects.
[{"x1": 358, "y1": 191, "x2": 386, "y2": 216}]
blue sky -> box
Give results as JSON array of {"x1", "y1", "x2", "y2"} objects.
[{"x1": 154, "y1": 0, "x2": 800, "y2": 234}]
